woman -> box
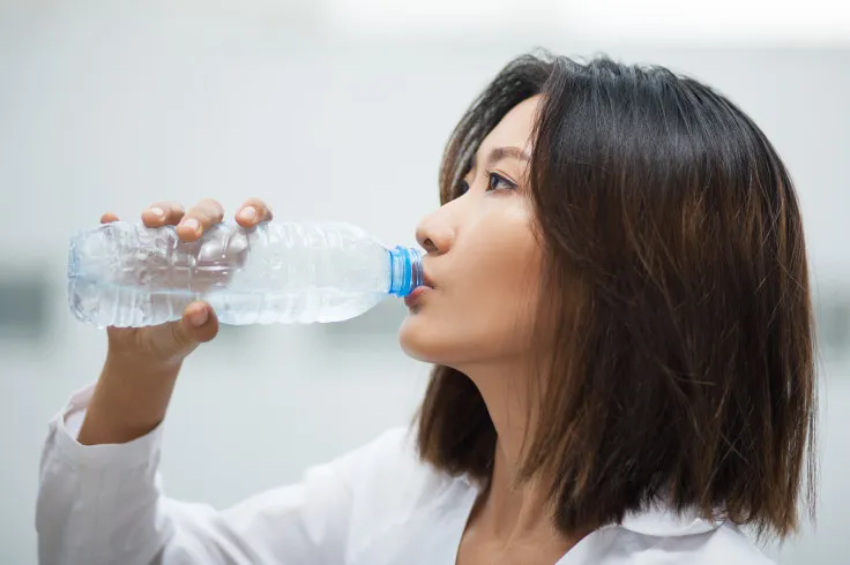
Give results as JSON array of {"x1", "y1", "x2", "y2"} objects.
[{"x1": 37, "y1": 53, "x2": 816, "y2": 564}]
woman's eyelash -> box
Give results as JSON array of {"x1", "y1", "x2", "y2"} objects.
[
  {"x1": 457, "y1": 172, "x2": 517, "y2": 195},
  {"x1": 486, "y1": 171, "x2": 517, "y2": 191}
]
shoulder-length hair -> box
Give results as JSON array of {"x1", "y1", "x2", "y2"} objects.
[{"x1": 416, "y1": 52, "x2": 816, "y2": 540}]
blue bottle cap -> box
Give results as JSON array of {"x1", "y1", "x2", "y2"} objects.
[{"x1": 388, "y1": 246, "x2": 424, "y2": 297}]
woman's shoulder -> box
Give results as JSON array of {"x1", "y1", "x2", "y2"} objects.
[
  {"x1": 324, "y1": 426, "x2": 470, "y2": 558},
  {"x1": 662, "y1": 522, "x2": 775, "y2": 564},
  {"x1": 321, "y1": 429, "x2": 776, "y2": 564},
  {"x1": 700, "y1": 523, "x2": 775, "y2": 564},
  {"x1": 332, "y1": 426, "x2": 466, "y2": 502}
]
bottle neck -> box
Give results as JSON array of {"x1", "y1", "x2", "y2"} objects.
[{"x1": 388, "y1": 246, "x2": 423, "y2": 297}]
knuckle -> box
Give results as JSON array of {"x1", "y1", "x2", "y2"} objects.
[
  {"x1": 199, "y1": 198, "x2": 224, "y2": 216},
  {"x1": 183, "y1": 210, "x2": 203, "y2": 224},
  {"x1": 246, "y1": 198, "x2": 272, "y2": 219},
  {"x1": 167, "y1": 201, "x2": 185, "y2": 214},
  {"x1": 195, "y1": 210, "x2": 218, "y2": 226},
  {"x1": 170, "y1": 321, "x2": 192, "y2": 351},
  {"x1": 151, "y1": 201, "x2": 184, "y2": 218}
]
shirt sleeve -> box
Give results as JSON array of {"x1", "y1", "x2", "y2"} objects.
[{"x1": 36, "y1": 383, "x2": 392, "y2": 565}]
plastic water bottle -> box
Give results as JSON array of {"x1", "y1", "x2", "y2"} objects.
[{"x1": 67, "y1": 221, "x2": 423, "y2": 327}]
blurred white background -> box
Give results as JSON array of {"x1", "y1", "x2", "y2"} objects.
[{"x1": 1, "y1": 1, "x2": 848, "y2": 563}]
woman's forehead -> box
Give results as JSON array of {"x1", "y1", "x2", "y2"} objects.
[{"x1": 479, "y1": 95, "x2": 541, "y2": 155}]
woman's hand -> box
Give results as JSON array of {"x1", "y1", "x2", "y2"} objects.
[
  {"x1": 77, "y1": 197, "x2": 273, "y2": 446},
  {"x1": 100, "y1": 197, "x2": 274, "y2": 368}
]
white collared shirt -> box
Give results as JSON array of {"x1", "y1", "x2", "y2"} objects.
[{"x1": 37, "y1": 384, "x2": 773, "y2": 565}]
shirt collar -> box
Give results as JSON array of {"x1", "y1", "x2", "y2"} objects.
[{"x1": 617, "y1": 502, "x2": 725, "y2": 536}]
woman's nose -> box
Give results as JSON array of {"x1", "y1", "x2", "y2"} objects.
[{"x1": 415, "y1": 213, "x2": 454, "y2": 255}]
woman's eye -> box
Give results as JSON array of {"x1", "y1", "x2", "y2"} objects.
[
  {"x1": 456, "y1": 173, "x2": 515, "y2": 197},
  {"x1": 487, "y1": 172, "x2": 517, "y2": 192}
]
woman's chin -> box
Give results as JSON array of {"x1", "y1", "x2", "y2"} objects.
[
  {"x1": 398, "y1": 315, "x2": 428, "y2": 361},
  {"x1": 398, "y1": 314, "x2": 447, "y2": 364}
]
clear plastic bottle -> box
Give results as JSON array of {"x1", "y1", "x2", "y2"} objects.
[{"x1": 67, "y1": 221, "x2": 423, "y2": 327}]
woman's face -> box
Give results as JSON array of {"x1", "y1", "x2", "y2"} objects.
[{"x1": 399, "y1": 95, "x2": 544, "y2": 371}]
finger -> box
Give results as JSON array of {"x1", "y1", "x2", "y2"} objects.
[
  {"x1": 159, "y1": 301, "x2": 219, "y2": 360},
  {"x1": 235, "y1": 197, "x2": 274, "y2": 228},
  {"x1": 100, "y1": 212, "x2": 120, "y2": 224},
  {"x1": 179, "y1": 301, "x2": 219, "y2": 344},
  {"x1": 142, "y1": 201, "x2": 185, "y2": 228},
  {"x1": 177, "y1": 198, "x2": 225, "y2": 242}
]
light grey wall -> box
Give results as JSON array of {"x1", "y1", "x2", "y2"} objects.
[{"x1": 1, "y1": 3, "x2": 848, "y2": 564}]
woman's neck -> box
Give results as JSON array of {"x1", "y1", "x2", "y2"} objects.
[
  {"x1": 480, "y1": 439, "x2": 558, "y2": 538},
  {"x1": 459, "y1": 361, "x2": 591, "y2": 556},
  {"x1": 459, "y1": 435, "x2": 587, "y2": 563}
]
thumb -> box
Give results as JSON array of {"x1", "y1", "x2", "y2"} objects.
[{"x1": 168, "y1": 301, "x2": 219, "y2": 357}]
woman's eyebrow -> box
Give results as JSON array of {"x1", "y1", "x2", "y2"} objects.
[{"x1": 469, "y1": 146, "x2": 531, "y2": 171}]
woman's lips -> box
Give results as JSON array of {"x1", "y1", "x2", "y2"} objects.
[{"x1": 404, "y1": 286, "x2": 432, "y2": 308}]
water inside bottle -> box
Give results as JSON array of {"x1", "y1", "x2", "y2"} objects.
[{"x1": 69, "y1": 222, "x2": 395, "y2": 326}]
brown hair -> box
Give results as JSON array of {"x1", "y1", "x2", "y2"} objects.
[{"x1": 416, "y1": 52, "x2": 817, "y2": 540}]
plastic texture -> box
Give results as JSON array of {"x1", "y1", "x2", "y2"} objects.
[{"x1": 68, "y1": 221, "x2": 423, "y2": 327}]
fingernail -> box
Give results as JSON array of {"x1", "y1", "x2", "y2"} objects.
[
  {"x1": 239, "y1": 206, "x2": 257, "y2": 222},
  {"x1": 149, "y1": 207, "x2": 165, "y2": 219},
  {"x1": 190, "y1": 307, "x2": 208, "y2": 327},
  {"x1": 182, "y1": 218, "x2": 200, "y2": 233}
]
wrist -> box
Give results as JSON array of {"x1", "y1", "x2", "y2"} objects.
[{"x1": 79, "y1": 353, "x2": 181, "y2": 445}]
